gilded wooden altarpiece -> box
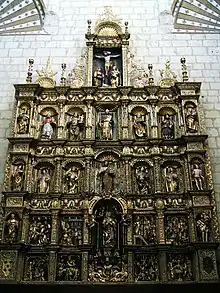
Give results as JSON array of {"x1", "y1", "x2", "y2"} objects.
[{"x1": 0, "y1": 7, "x2": 219, "y2": 284}]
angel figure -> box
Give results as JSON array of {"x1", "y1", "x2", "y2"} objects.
[
  {"x1": 40, "y1": 113, "x2": 56, "y2": 139},
  {"x1": 66, "y1": 112, "x2": 84, "y2": 140},
  {"x1": 65, "y1": 166, "x2": 81, "y2": 193}
]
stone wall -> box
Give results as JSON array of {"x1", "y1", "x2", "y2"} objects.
[{"x1": 0, "y1": 0, "x2": 220, "y2": 218}]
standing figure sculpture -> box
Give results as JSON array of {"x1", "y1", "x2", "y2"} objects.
[
  {"x1": 37, "y1": 168, "x2": 51, "y2": 193},
  {"x1": 191, "y1": 164, "x2": 205, "y2": 190},
  {"x1": 67, "y1": 112, "x2": 84, "y2": 140},
  {"x1": 109, "y1": 65, "x2": 120, "y2": 87},
  {"x1": 94, "y1": 51, "x2": 120, "y2": 86},
  {"x1": 135, "y1": 166, "x2": 149, "y2": 194},
  {"x1": 161, "y1": 114, "x2": 174, "y2": 139},
  {"x1": 41, "y1": 113, "x2": 56, "y2": 140},
  {"x1": 5, "y1": 213, "x2": 19, "y2": 242},
  {"x1": 196, "y1": 212, "x2": 211, "y2": 242},
  {"x1": 11, "y1": 163, "x2": 25, "y2": 191},
  {"x1": 93, "y1": 67, "x2": 104, "y2": 87},
  {"x1": 98, "y1": 161, "x2": 116, "y2": 193},
  {"x1": 98, "y1": 109, "x2": 113, "y2": 140},
  {"x1": 17, "y1": 106, "x2": 30, "y2": 134},
  {"x1": 65, "y1": 166, "x2": 80, "y2": 194},
  {"x1": 102, "y1": 211, "x2": 117, "y2": 248},
  {"x1": 165, "y1": 166, "x2": 178, "y2": 192},
  {"x1": 133, "y1": 114, "x2": 146, "y2": 138},
  {"x1": 185, "y1": 105, "x2": 198, "y2": 133}
]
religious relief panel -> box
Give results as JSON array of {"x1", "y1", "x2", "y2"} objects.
[
  {"x1": 133, "y1": 215, "x2": 157, "y2": 245},
  {"x1": 134, "y1": 254, "x2": 159, "y2": 282},
  {"x1": 165, "y1": 215, "x2": 189, "y2": 244},
  {"x1": 29, "y1": 215, "x2": 51, "y2": 245},
  {"x1": 167, "y1": 254, "x2": 193, "y2": 281},
  {"x1": 56, "y1": 254, "x2": 81, "y2": 281},
  {"x1": 59, "y1": 215, "x2": 83, "y2": 246},
  {"x1": 24, "y1": 255, "x2": 49, "y2": 281}
]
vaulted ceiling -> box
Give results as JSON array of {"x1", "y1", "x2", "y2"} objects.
[
  {"x1": 172, "y1": 0, "x2": 220, "y2": 33},
  {"x1": 0, "y1": 0, "x2": 45, "y2": 34}
]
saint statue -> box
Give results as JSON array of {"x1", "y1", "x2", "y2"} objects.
[
  {"x1": 165, "y1": 167, "x2": 178, "y2": 192},
  {"x1": 133, "y1": 114, "x2": 146, "y2": 138},
  {"x1": 37, "y1": 168, "x2": 51, "y2": 193},
  {"x1": 185, "y1": 105, "x2": 198, "y2": 133},
  {"x1": 109, "y1": 65, "x2": 120, "y2": 87},
  {"x1": 11, "y1": 163, "x2": 25, "y2": 191},
  {"x1": 135, "y1": 166, "x2": 149, "y2": 194},
  {"x1": 93, "y1": 67, "x2": 104, "y2": 87},
  {"x1": 67, "y1": 112, "x2": 84, "y2": 140},
  {"x1": 161, "y1": 114, "x2": 174, "y2": 139},
  {"x1": 65, "y1": 166, "x2": 80, "y2": 193},
  {"x1": 191, "y1": 164, "x2": 205, "y2": 190},
  {"x1": 102, "y1": 211, "x2": 116, "y2": 248},
  {"x1": 98, "y1": 161, "x2": 115, "y2": 193},
  {"x1": 41, "y1": 113, "x2": 56, "y2": 139},
  {"x1": 94, "y1": 51, "x2": 120, "y2": 86},
  {"x1": 98, "y1": 109, "x2": 113, "y2": 140},
  {"x1": 5, "y1": 213, "x2": 19, "y2": 242},
  {"x1": 17, "y1": 106, "x2": 30, "y2": 134}
]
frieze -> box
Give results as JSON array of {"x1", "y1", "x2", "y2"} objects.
[
  {"x1": 193, "y1": 196, "x2": 210, "y2": 206},
  {"x1": 13, "y1": 144, "x2": 29, "y2": 152},
  {"x1": 6, "y1": 197, "x2": 23, "y2": 207}
]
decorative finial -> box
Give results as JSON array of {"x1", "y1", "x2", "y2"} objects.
[
  {"x1": 26, "y1": 58, "x2": 34, "y2": 83},
  {"x1": 125, "y1": 21, "x2": 129, "y2": 35},
  {"x1": 60, "y1": 63, "x2": 66, "y2": 86},
  {"x1": 148, "y1": 64, "x2": 154, "y2": 86},
  {"x1": 180, "y1": 57, "x2": 188, "y2": 82},
  {"x1": 36, "y1": 57, "x2": 57, "y2": 88},
  {"x1": 87, "y1": 19, "x2": 92, "y2": 35}
]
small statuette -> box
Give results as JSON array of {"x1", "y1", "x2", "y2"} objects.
[
  {"x1": 26, "y1": 58, "x2": 34, "y2": 83},
  {"x1": 164, "y1": 166, "x2": 178, "y2": 192},
  {"x1": 37, "y1": 168, "x2": 52, "y2": 193},
  {"x1": 161, "y1": 113, "x2": 174, "y2": 139}
]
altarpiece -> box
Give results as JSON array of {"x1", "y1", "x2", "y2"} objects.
[{"x1": 0, "y1": 7, "x2": 219, "y2": 284}]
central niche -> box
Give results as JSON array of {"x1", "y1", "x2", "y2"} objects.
[
  {"x1": 90, "y1": 198, "x2": 124, "y2": 251},
  {"x1": 93, "y1": 47, "x2": 123, "y2": 87}
]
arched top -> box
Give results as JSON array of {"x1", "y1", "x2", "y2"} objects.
[
  {"x1": 172, "y1": 0, "x2": 220, "y2": 33},
  {"x1": 95, "y1": 21, "x2": 122, "y2": 37},
  {"x1": 0, "y1": 0, "x2": 46, "y2": 35},
  {"x1": 88, "y1": 196, "x2": 127, "y2": 215}
]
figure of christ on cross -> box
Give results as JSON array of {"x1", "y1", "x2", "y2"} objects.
[{"x1": 94, "y1": 51, "x2": 120, "y2": 85}]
